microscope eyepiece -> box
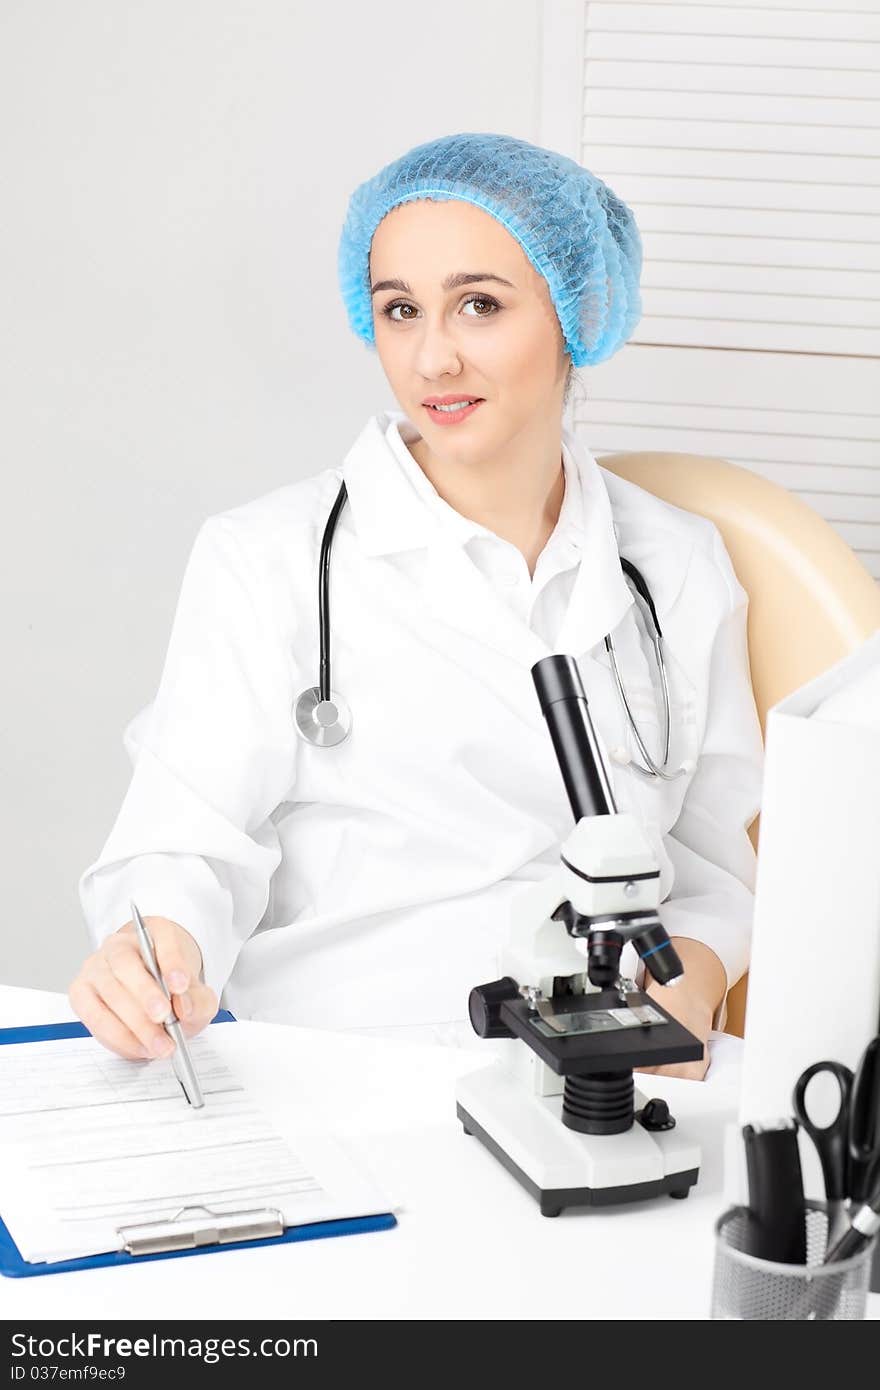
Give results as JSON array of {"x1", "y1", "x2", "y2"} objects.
[
  {"x1": 531, "y1": 655, "x2": 617, "y2": 821},
  {"x1": 533, "y1": 655, "x2": 587, "y2": 710}
]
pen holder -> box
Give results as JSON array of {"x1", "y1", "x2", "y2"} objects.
[{"x1": 710, "y1": 1202, "x2": 875, "y2": 1320}]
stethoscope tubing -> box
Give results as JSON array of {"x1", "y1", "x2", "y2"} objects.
[
  {"x1": 319, "y1": 479, "x2": 348, "y2": 702},
  {"x1": 605, "y1": 592, "x2": 680, "y2": 781},
  {"x1": 298, "y1": 479, "x2": 684, "y2": 781}
]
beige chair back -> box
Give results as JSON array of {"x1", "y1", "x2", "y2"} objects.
[{"x1": 598, "y1": 450, "x2": 880, "y2": 1035}]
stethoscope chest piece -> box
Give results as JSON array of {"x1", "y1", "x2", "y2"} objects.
[{"x1": 294, "y1": 686, "x2": 352, "y2": 747}]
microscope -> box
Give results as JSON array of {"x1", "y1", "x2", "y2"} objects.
[{"x1": 456, "y1": 654, "x2": 704, "y2": 1216}]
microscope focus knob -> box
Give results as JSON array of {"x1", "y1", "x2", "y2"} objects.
[
  {"x1": 468, "y1": 978, "x2": 520, "y2": 1039},
  {"x1": 636, "y1": 1097, "x2": 676, "y2": 1132}
]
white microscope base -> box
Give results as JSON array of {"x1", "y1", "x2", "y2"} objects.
[{"x1": 456, "y1": 1061, "x2": 700, "y2": 1216}]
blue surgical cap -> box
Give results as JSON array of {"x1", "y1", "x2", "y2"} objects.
[{"x1": 337, "y1": 131, "x2": 642, "y2": 369}]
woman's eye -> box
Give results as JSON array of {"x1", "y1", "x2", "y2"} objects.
[
  {"x1": 461, "y1": 295, "x2": 499, "y2": 316},
  {"x1": 381, "y1": 294, "x2": 500, "y2": 322},
  {"x1": 384, "y1": 302, "x2": 418, "y2": 322}
]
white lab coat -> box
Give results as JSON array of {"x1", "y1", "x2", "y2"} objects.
[{"x1": 79, "y1": 410, "x2": 765, "y2": 1035}]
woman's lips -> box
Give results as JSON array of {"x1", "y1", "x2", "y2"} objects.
[{"x1": 422, "y1": 399, "x2": 484, "y2": 426}]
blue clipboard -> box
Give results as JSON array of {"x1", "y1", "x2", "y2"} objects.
[{"x1": 0, "y1": 1012, "x2": 397, "y2": 1277}]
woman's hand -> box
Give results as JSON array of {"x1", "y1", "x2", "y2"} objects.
[
  {"x1": 68, "y1": 917, "x2": 218, "y2": 1061},
  {"x1": 634, "y1": 938, "x2": 726, "y2": 1082}
]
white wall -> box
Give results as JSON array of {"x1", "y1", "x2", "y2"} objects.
[{"x1": 0, "y1": 0, "x2": 543, "y2": 989}]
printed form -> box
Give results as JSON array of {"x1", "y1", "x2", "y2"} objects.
[{"x1": 0, "y1": 1029, "x2": 394, "y2": 1265}]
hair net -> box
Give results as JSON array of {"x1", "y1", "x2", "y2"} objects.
[{"x1": 337, "y1": 131, "x2": 642, "y2": 369}]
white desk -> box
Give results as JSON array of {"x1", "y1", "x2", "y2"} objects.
[{"x1": 1, "y1": 985, "x2": 876, "y2": 1321}]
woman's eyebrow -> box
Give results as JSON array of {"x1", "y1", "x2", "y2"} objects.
[{"x1": 370, "y1": 271, "x2": 515, "y2": 296}]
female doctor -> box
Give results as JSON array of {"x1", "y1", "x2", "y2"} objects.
[{"x1": 70, "y1": 133, "x2": 764, "y2": 1081}]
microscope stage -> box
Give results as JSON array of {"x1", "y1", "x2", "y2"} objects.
[
  {"x1": 456, "y1": 1061, "x2": 699, "y2": 1217},
  {"x1": 500, "y1": 991, "x2": 704, "y2": 1073}
]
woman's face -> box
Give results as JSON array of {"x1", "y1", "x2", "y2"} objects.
[{"x1": 369, "y1": 199, "x2": 569, "y2": 458}]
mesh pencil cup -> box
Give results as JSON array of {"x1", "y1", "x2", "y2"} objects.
[{"x1": 710, "y1": 1202, "x2": 874, "y2": 1320}]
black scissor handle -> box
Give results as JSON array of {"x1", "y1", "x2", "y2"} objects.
[
  {"x1": 792, "y1": 1060, "x2": 854, "y2": 1202},
  {"x1": 849, "y1": 1037, "x2": 880, "y2": 1204}
]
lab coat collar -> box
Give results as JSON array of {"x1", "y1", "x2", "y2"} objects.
[
  {"x1": 384, "y1": 414, "x2": 584, "y2": 563},
  {"x1": 340, "y1": 409, "x2": 636, "y2": 665},
  {"x1": 554, "y1": 428, "x2": 634, "y2": 657},
  {"x1": 340, "y1": 413, "x2": 437, "y2": 556},
  {"x1": 342, "y1": 409, "x2": 586, "y2": 560}
]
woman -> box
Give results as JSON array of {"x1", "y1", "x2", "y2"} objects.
[{"x1": 70, "y1": 133, "x2": 764, "y2": 1080}]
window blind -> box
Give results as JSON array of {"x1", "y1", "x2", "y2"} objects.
[{"x1": 542, "y1": 0, "x2": 880, "y2": 577}]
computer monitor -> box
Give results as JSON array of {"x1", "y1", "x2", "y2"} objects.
[{"x1": 738, "y1": 627, "x2": 880, "y2": 1129}]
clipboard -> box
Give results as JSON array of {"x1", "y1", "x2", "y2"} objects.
[{"x1": 0, "y1": 1012, "x2": 397, "y2": 1278}]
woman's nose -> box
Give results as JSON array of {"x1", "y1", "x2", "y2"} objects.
[{"x1": 412, "y1": 317, "x2": 464, "y2": 381}]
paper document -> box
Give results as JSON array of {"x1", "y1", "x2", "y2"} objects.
[{"x1": 0, "y1": 1032, "x2": 393, "y2": 1265}]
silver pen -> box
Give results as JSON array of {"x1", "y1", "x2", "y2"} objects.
[{"x1": 130, "y1": 899, "x2": 205, "y2": 1109}]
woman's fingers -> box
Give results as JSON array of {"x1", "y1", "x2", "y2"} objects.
[
  {"x1": 107, "y1": 920, "x2": 205, "y2": 1046},
  {"x1": 173, "y1": 981, "x2": 219, "y2": 1037},
  {"x1": 68, "y1": 917, "x2": 215, "y2": 1059},
  {"x1": 104, "y1": 932, "x2": 177, "y2": 1024},
  {"x1": 67, "y1": 978, "x2": 152, "y2": 1061},
  {"x1": 636, "y1": 1055, "x2": 709, "y2": 1081},
  {"x1": 173, "y1": 989, "x2": 194, "y2": 1021},
  {"x1": 91, "y1": 956, "x2": 175, "y2": 1059},
  {"x1": 152, "y1": 921, "x2": 203, "y2": 996}
]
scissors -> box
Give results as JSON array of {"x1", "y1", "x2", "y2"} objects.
[
  {"x1": 793, "y1": 1037, "x2": 880, "y2": 1246},
  {"x1": 848, "y1": 1036, "x2": 880, "y2": 1203}
]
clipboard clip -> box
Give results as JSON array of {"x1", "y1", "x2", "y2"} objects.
[{"x1": 118, "y1": 1204, "x2": 285, "y2": 1256}]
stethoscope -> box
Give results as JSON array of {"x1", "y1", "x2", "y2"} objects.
[{"x1": 293, "y1": 480, "x2": 691, "y2": 781}]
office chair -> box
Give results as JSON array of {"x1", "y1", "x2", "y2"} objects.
[{"x1": 597, "y1": 450, "x2": 880, "y2": 1037}]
